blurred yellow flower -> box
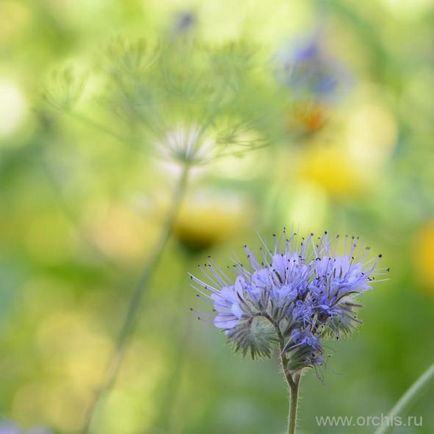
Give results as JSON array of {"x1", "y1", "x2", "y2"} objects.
[
  {"x1": 173, "y1": 190, "x2": 251, "y2": 252},
  {"x1": 297, "y1": 146, "x2": 369, "y2": 199},
  {"x1": 413, "y1": 221, "x2": 434, "y2": 294}
]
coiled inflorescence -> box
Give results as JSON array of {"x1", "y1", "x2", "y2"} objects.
[{"x1": 190, "y1": 229, "x2": 388, "y2": 372}]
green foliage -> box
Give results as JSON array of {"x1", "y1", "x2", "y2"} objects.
[{"x1": 0, "y1": 0, "x2": 433, "y2": 433}]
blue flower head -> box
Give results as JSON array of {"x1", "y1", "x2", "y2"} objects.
[{"x1": 190, "y1": 229, "x2": 387, "y2": 372}]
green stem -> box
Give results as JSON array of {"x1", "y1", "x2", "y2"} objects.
[
  {"x1": 279, "y1": 347, "x2": 301, "y2": 434},
  {"x1": 375, "y1": 363, "x2": 434, "y2": 434},
  {"x1": 81, "y1": 163, "x2": 190, "y2": 434},
  {"x1": 287, "y1": 371, "x2": 301, "y2": 434}
]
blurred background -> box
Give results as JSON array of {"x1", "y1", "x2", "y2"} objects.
[{"x1": 0, "y1": 0, "x2": 433, "y2": 433}]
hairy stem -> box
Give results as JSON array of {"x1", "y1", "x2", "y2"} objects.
[
  {"x1": 375, "y1": 363, "x2": 434, "y2": 434},
  {"x1": 279, "y1": 341, "x2": 301, "y2": 434},
  {"x1": 81, "y1": 163, "x2": 190, "y2": 434},
  {"x1": 288, "y1": 373, "x2": 301, "y2": 434}
]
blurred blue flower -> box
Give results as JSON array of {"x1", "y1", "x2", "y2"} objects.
[
  {"x1": 275, "y1": 33, "x2": 350, "y2": 103},
  {"x1": 170, "y1": 10, "x2": 197, "y2": 36},
  {"x1": 0, "y1": 422, "x2": 19, "y2": 434},
  {"x1": 0, "y1": 422, "x2": 51, "y2": 434},
  {"x1": 190, "y1": 230, "x2": 387, "y2": 371}
]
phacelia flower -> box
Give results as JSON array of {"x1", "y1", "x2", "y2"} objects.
[{"x1": 190, "y1": 229, "x2": 387, "y2": 372}]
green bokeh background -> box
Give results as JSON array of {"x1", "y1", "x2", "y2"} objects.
[{"x1": 0, "y1": 0, "x2": 433, "y2": 433}]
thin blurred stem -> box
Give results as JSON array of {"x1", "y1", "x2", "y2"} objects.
[
  {"x1": 81, "y1": 162, "x2": 191, "y2": 434},
  {"x1": 375, "y1": 363, "x2": 434, "y2": 434}
]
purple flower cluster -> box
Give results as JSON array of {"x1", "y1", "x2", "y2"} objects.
[{"x1": 190, "y1": 230, "x2": 387, "y2": 371}]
